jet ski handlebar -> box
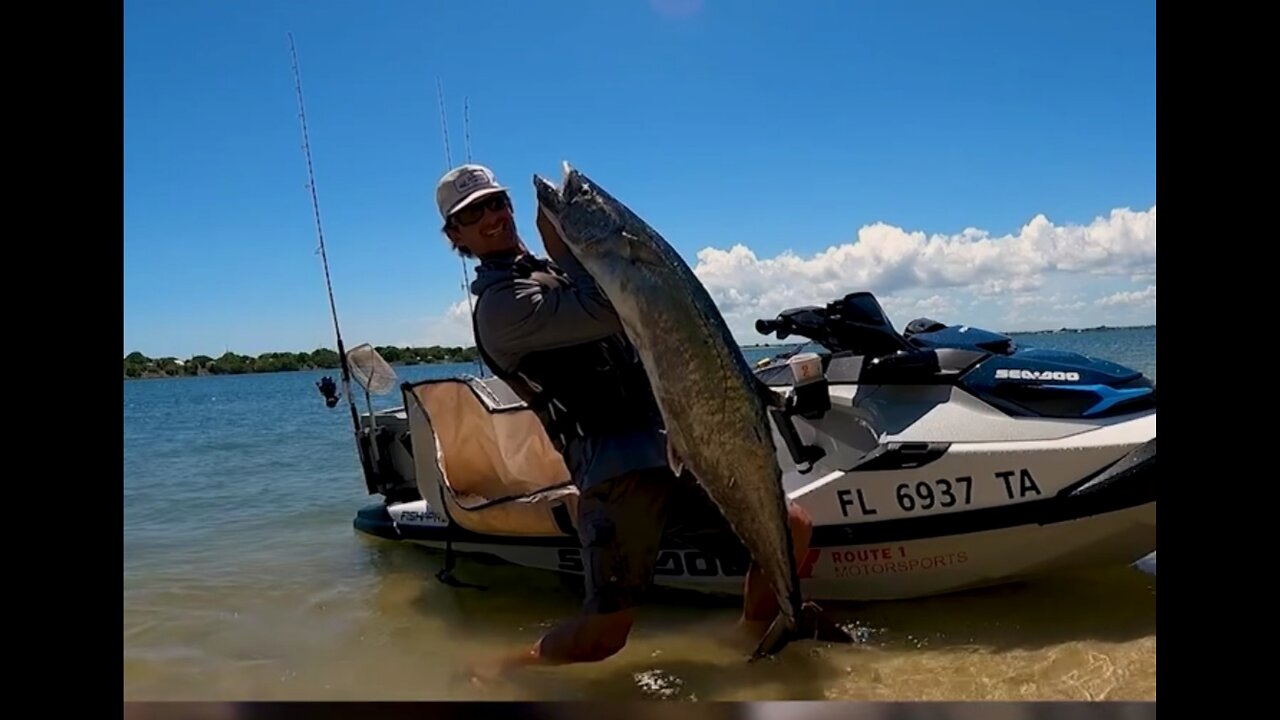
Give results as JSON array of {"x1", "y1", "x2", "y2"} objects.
[
  {"x1": 754, "y1": 317, "x2": 788, "y2": 338},
  {"x1": 755, "y1": 305, "x2": 850, "y2": 351},
  {"x1": 755, "y1": 292, "x2": 917, "y2": 357}
]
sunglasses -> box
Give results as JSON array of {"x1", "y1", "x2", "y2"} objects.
[{"x1": 449, "y1": 193, "x2": 510, "y2": 226}]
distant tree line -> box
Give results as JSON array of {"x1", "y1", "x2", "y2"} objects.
[
  {"x1": 123, "y1": 345, "x2": 480, "y2": 379},
  {"x1": 126, "y1": 324, "x2": 1155, "y2": 379}
]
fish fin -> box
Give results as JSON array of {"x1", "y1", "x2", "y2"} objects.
[
  {"x1": 620, "y1": 231, "x2": 666, "y2": 268},
  {"x1": 666, "y1": 437, "x2": 685, "y2": 477},
  {"x1": 747, "y1": 602, "x2": 857, "y2": 662}
]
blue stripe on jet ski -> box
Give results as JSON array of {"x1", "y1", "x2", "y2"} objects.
[{"x1": 1044, "y1": 383, "x2": 1154, "y2": 417}]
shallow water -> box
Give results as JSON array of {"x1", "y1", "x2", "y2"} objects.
[{"x1": 123, "y1": 329, "x2": 1156, "y2": 701}]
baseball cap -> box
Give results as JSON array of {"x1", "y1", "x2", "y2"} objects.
[{"x1": 436, "y1": 164, "x2": 508, "y2": 221}]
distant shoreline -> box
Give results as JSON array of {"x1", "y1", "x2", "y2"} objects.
[
  {"x1": 123, "y1": 345, "x2": 479, "y2": 380},
  {"x1": 126, "y1": 324, "x2": 1154, "y2": 380}
]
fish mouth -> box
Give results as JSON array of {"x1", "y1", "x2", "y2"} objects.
[
  {"x1": 533, "y1": 163, "x2": 580, "y2": 251},
  {"x1": 532, "y1": 173, "x2": 565, "y2": 216},
  {"x1": 533, "y1": 162, "x2": 620, "y2": 252},
  {"x1": 533, "y1": 161, "x2": 599, "y2": 240},
  {"x1": 534, "y1": 162, "x2": 587, "y2": 207},
  {"x1": 558, "y1": 161, "x2": 589, "y2": 202}
]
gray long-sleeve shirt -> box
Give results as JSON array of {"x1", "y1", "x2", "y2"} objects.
[
  {"x1": 469, "y1": 250, "x2": 670, "y2": 491},
  {"x1": 470, "y1": 250, "x2": 622, "y2": 374}
]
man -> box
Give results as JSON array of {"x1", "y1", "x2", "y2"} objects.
[{"x1": 435, "y1": 163, "x2": 814, "y2": 680}]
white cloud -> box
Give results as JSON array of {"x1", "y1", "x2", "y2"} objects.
[
  {"x1": 415, "y1": 204, "x2": 1155, "y2": 345},
  {"x1": 415, "y1": 299, "x2": 474, "y2": 347},
  {"x1": 692, "y1": 205, "x2": 1156, "y2": 340},
  {"x1": 1097, "y1": 285, "x2": 1156, "y2": 308}
]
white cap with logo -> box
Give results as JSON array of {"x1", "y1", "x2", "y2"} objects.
[{"x1": 436, "y1": 164, "x2": 508, "y2": 221}]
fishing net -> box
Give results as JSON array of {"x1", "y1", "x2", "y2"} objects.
[{"x1": 346, "y1": 343, "x2": 398, "y2": 395}]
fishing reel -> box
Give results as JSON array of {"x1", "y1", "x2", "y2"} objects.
[{"x1": 316, "y1": 375, "x2": 341, "y2": 408}]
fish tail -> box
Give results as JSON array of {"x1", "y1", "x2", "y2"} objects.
[
  {"x1": 749, "y1": 611, "x2": 798, "y2": 661},
  {"x1": 748, "y1": 602, "x2": 857, "y2": 661}
]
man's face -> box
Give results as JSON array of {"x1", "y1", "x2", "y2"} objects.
[{"x1": 445, "y1": 192, "x2": 518, "y2": 257}]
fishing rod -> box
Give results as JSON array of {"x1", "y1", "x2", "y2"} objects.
[
  {"x1": 288, "y1": 34, "x2": 363, "y2": 439},
  {"x1": 436, "y1": 79, "x2": 487, "y2": 378},
  {"x1": 463, "y1": 96, "x2": 472, "y2": 163}
]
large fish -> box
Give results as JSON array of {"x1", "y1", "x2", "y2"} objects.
[{"x1": 533, "y1": 162, "x2": 854, "y2": 660}]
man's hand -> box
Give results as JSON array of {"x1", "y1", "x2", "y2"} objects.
[{"x1": 536, "y1": 204, "x2": 571, "y2": 262}]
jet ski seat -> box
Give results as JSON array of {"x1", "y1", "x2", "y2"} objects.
[{"x1": 402, "y1": 377, "x2": 580, "y2": 538}]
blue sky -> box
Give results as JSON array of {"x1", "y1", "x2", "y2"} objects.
[{"x1": 124, "y1": 0, "x2": 1156, "y2": 359}]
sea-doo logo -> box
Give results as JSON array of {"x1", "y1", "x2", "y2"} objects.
[{"x1": 994, "y1": 368, "x2": 1081, "y2": 382}]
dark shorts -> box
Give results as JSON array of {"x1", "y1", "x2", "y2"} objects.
[{"x1": 575, "y1": 466, "x2": 739, "y2": 615}]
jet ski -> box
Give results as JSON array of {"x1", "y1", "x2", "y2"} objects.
[{"x1": 346, "y1": 291, "x2": 1155, "y2": 602}]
